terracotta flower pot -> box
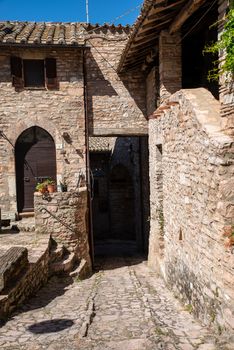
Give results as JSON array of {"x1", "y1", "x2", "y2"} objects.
[{"x1": 47, "y1": 184, "x2": 55, "y2": 193}]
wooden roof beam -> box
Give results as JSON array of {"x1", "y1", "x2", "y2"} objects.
[{"x1": 169, "y1": 0, "x2": 207, "y2": 34}]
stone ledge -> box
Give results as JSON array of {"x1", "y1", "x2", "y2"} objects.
[{"x1": 150, "y1": 88, "x2": 234, "y2": 146}]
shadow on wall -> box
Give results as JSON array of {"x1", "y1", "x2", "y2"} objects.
[{"x1": 85, "y1": 50, "x2": 147, "y2": 135}]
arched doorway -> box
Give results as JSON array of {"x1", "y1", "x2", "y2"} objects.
[
  {"x1": 109, "y1": 164, "x2": 135, "y2": 240},
  {"x1": 15, "y1": 126, "x2": 56, "y2": 213}
]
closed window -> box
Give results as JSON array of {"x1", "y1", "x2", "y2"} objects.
[{"x1": 10, "y1": 57, "x2": 57, "y2": 90}]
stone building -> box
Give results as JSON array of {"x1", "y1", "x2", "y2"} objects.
[
  {"x1": 0, "y1": 22, "x2": 147, "y2": 218},
  {"x1": 0, "y1": 22, "x2": 149, "y2": 268},
  {"x1": 0, "y1": 0, "x2": 233, "y2": 333},
  {"x1": 0, "y1": 21, "x2": 149, "y2": 317},
  {"x1": 119, "y1": 0, "x2": 234, "y2": 332}
]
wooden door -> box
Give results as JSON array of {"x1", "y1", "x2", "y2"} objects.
[{"x1": 15, "y1": 126, "x2": 56, "y2": 213}]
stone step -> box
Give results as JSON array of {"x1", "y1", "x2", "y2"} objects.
[
  {"x1": 69, "y1": 258, "x2": 90, "y2": 280},
  {"x1": 18, "y1": 212, "x2": 34, "y2": 219},
  {"x1": 13, "y1": 219, "x2": 35, "y2": 232},
  {"x1": 50, "y1": 252, "x2": 76, "y2": 275},
  {"x1": 50, "y1": 243, "x2": 66, "y2": 263}
]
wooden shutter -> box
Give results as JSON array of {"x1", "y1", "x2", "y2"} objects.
[
  {"x1": 45, "y1": 58, "x2": 57, "y2": 89},
  {"x1": 10, "y1": 56, "x2": 23, "y2": 88}
]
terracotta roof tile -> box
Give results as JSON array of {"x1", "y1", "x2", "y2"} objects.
[
  {"x1": 0, "y1": 21, "x2": 131, "y2": 47},
  {"x1": 89, "y1": 137, "x2": 113, "y2": 152},
  {"x1": 0, "y1": 21, "x2": 86, "y2": 46}
]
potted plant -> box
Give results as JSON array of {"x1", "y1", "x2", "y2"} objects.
[
  {"x1": 36, "y1": 182, "x2": 47, "y2": 194},
  {"x1": 45, "y1": 178, "x2": 56, "y2": 193}
]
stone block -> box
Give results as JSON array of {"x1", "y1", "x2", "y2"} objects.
[{"x1": 0, "y1": 247, "x2": 28, "y2": 292}]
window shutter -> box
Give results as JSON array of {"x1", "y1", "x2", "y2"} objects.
[
  {"x1": 10, "y1": 56, "x2": 23, "y2": 88},
  {"x1": 45, "y1": 58, "x2": 57, "y2": 89}
]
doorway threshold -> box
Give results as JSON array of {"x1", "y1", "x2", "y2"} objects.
[{"x1": 18, "y1": 212, "x2": 35, "y2": 219}]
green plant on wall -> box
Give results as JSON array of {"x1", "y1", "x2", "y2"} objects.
[{"x1": 204, "y1": 7, "x2": 234, "y2": 80}]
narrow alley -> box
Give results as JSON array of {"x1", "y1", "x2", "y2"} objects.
[{"x1": 0, "y1": 247, "x2": 231, "y2": 350}]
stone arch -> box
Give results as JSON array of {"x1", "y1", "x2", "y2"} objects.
[
  {"x1": 2, "y1": 118, "x2": 63, "y2": 217},
  {"x1": 15, "y1": 126, "x2": 57, "y2": 212},
  {"x1": 8, "y1": 117, "x2": 61, "y2": 148}
]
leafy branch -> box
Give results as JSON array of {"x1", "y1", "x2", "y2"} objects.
[{"x1": 203, "y1": 9, "x2": 234, "y2": 80}]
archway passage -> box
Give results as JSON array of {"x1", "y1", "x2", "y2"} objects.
[{"x1": 15, "y1": 126, "x2": 56, "y2": 213}]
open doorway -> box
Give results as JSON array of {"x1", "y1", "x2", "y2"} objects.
[{"x1": 89, "y1": 136, "x2": 150, "y2": 258}]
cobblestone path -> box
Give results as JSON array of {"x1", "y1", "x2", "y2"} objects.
[{"x1": 0, "y1": 255, "x2": 232, "y2": 350}]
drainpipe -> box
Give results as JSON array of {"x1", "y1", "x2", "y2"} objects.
[{"x1": 82, "y1": 47, "x2": 94, "y2": 267}]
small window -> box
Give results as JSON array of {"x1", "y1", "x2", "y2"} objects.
[
  {"x1": 23, "y1": 59, "x2": 45, "y2": 88},
  {"x1": 10, "y1": 56, "x2": 57, "y2": 90}
]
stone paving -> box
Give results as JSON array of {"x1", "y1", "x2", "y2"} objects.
[
  {"x1": 0, "y1": 230, "x2": 50, "y2": 262},
  {"x1": 0, "y1": 253, "x2": 233, "y2": 350}
]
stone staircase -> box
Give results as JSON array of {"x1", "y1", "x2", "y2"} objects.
[
  {"x1": 49, "y1": 240, "x2": 90, "y2": 279},
  {"x1": 0, "y1": 239, "x2": 50, "y2": 321},
  {"x1": 49, "y1": 242, "x2": 76, "y2": 276}
]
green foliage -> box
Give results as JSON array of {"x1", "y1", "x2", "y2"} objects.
[
  {"x1": 35, "y1": 178, "x2": 55, "y2": 191},
  {"x1": 184, "y1": 304, "x2": 193, "y2": 313},
  {"x1": 35, "y1": 182, "x2": 47, "y2": 191},
  {"x1": 203, "y1": 9, "x2": 234, "y2": 80},
  {"x1": 44, "y1": 178, "x2": 55, "y2": 185},
  {"x1": 155, "y1": 327, "x2": 168, "y2": 336}
]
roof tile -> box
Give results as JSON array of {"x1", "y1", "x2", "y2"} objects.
[{"x1": 0, "y1": 21, "x2": 131, "y2": 47}]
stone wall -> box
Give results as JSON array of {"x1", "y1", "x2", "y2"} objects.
[
  {"x1": 218, "y1": 0, "x2": 234, "y2": 135},
  {"x1": 0, "y1": 242, "x2": 49, "y2": 321},
  {"x1": 0, "y1": 47, "x2": 86, "y2": 218},
  {"x1": 0, "y1": 28, "x2": 149, "y2": 218},
  {"x1": 146, "y1": 67, "x2": 159, "y2": 116},
  {"x1": 159, "y1": 30, "x2": 182, "y2": 104},
  {"x1": 34, "y1": 188, "x2": 91, "y2": 269},
  {"x1": 148, "y1": 88, "x2": 234, "y2": 331},
  {"x1": 139, "y1": 136, "x2": 150, "y2": 253},
  {"x1": 85, "y1": 29, "x2": 148, "y2": 136}
]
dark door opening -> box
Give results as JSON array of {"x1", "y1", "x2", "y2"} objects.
[
  {"x1": 90, "y1": 151, "x2": 136, "y2": 257},
  {"x1": 15, "y1": 126, "x2": 56, "y2": 213},
  {"x1": 89, "y1": 136, "x2": 150, "y2": 259},
  {"x1": 90, "y1": 152, "x2": 111, "y2": 240},
  {"x1": 109, "y1": 164, "x2": 135, "y2": 240},
  {"x1": 182, "y1": 1, "x2": 219, "y2": 99}
]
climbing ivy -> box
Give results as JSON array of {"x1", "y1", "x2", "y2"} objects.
[{"x1": 204, "y1": 7, "x2": 234, "y2": 80}]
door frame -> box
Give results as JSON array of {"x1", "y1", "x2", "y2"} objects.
[{"x1": 15, "y1": 126, "x2": 57, "y2": 213}]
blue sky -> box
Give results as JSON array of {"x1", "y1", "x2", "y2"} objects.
[{"x1": 0, "y1": 0, "x2": 143, "y2": 24}]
